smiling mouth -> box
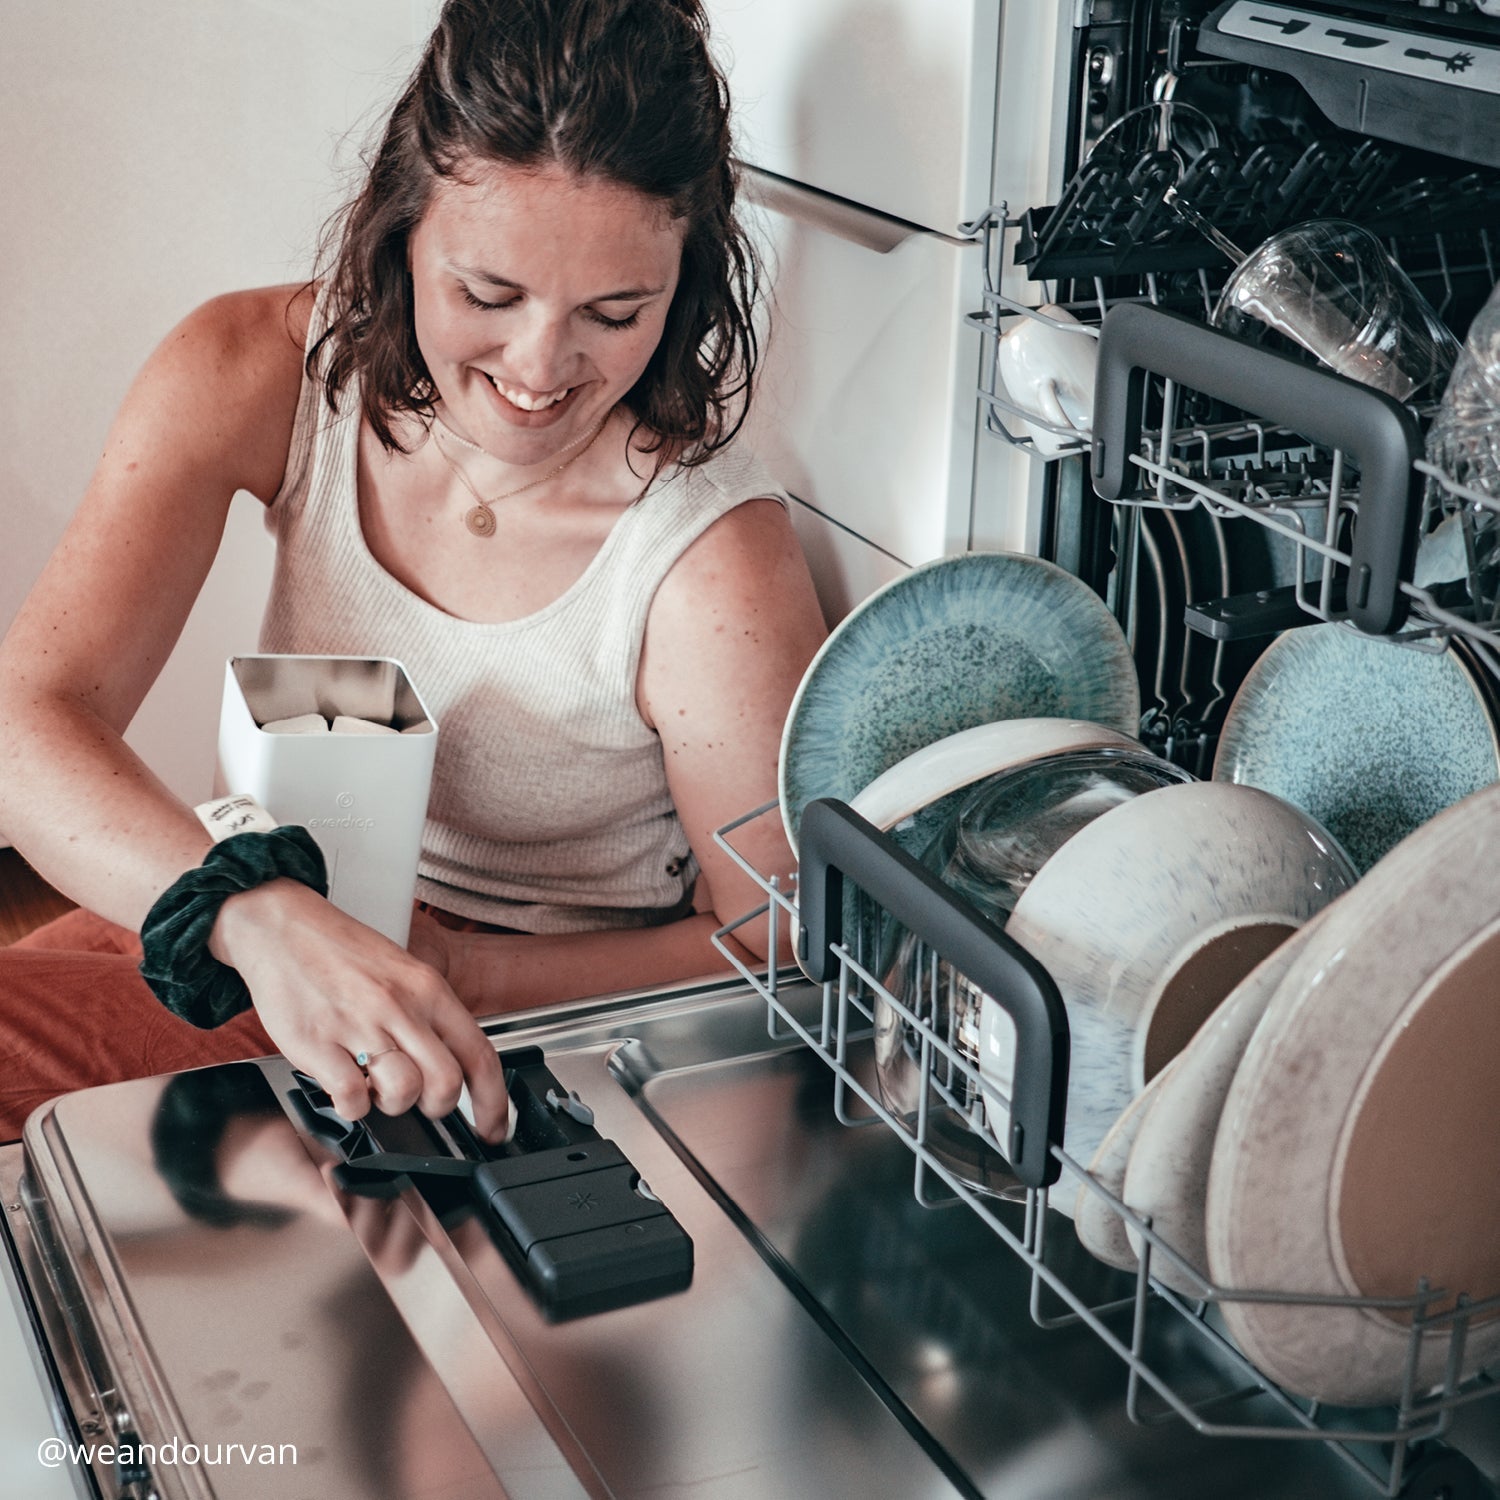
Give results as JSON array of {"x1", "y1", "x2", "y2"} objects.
[{"x1": 484, "y1": 374, "x2": 574, "y2": 411}]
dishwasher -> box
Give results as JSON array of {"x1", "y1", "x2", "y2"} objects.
[{"x1": 4, "y1": 3, "x2": 1500, "y2": 1497}]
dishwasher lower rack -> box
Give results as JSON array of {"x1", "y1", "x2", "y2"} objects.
[
  {"x1": 965, "y1": 206, "x2": 1500, "y2": 662},
  {"x1": 711, "y1": 799, "x2": 1500, "y2": 1500}
]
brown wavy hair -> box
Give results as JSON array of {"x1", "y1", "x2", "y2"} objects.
[{"x1": 309, "y1": 0, "x2": 759, "y2": 466}]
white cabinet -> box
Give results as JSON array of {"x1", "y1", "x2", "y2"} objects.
[
  {"x1": 708, "y1": 0, "x2": 1002, "y2": 234},
  {"x1": 786, "y1": 499, "x2": 909, "y2": 625},
  {"x1": 740, "y1": 189, "x2": 983, "y2": 569}
]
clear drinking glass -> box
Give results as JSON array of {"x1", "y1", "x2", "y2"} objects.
[
  {"x1": 1210, "y1": 220, "x2": 1461, "y2": 403},
  {"x1": 873, "y1": 748, "x2": 1191, "y2": 1200},
  {"x1": 1418, "y1": 279, "x2": 1500, "y2": 611}
]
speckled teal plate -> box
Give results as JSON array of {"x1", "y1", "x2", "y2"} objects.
[
  {"x1": 778, "y1": 553, "x2": 1139, "y2": 850},
  {"x1": 1213, "y1": 624, "x2": 1500, "y2": 874}
]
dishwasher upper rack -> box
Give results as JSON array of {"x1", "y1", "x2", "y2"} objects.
[
  {"x1": 965, "y1": 207, "x2": 1500, "y2": 658},
  {"x1": 710, "y1": 798, "x2": 1500, "y2": 1500}
]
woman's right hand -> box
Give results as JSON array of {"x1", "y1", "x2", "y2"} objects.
[{"x1": 209, "y1": 878, "x2": 510, "y2": 1141}]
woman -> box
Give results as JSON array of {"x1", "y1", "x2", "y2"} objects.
[{"x1": 0, "y1": 0, "x2": 825, "y2": 1142}]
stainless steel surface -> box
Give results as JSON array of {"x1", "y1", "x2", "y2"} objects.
[
  {"x1": 0, "y1": 980, "x2": 962, "y2": 1499},
  {"x1": 229, "y1": 655, "x2": 429, "y2": 730},
  {"x1": 0, "y1": 1187, "x2": 91, "y2": 1498},
  {"x1": 630, "y1": 1029, "x2": 1500, "y2": 1500},
  {"x1": 17, "y1": 1074, "x2": 524, "y2": 1500},
  {"x1": 739, "y1": 162, "x2": 935, "y2": 253},
  {"x1": 4, "y1": 972, "x2": 1495, "y2": 1498}
]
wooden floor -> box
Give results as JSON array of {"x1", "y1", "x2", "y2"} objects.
[{"x1": 0, "y1": 847, "x2": 76, "y2": 946}]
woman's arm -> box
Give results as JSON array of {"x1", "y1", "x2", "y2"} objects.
[
  {"x1": 431, "y1": 493, "x2": 827, "y2": 1010},
  {"x1": 640, "y1": 496, "x2": 827, "y2": 958},
  {"x1": 420, "y1": 909, "x2": 738, "y2": 1013},
  {"x1": 0, "y1": 287, "x2": 509, "y2": 1137},
  {"x1": 0, "y1": 287, "x2": 306, "y2": 922}
]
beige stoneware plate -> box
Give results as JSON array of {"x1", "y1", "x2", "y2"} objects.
[
  {"x1": 1073, "y1": 1057, "x2": 1180, "y2": 1269},
  {"x1": 1121, "y1": 919, "x2": 1319, "y2": 1295},
  {"x1": 1206, "y1": 783, "x2": 1500, "y2": 1406}
]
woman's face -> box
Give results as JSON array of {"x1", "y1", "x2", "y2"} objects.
[{"x1": 408, "y1": 159, "x2": 685, "y2": 465}]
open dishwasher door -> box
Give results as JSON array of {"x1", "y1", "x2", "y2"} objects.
[
  {"x1": 0, "y1": 976, "x2": 971, "y2": 1500},
  {"x1": 1, "y1": 967, "x2": 1495, "y2": 1500}
]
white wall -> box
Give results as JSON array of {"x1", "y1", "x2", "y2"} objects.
[{"x1": 0, "y1": 0, "x2": 442, "y2": 817}]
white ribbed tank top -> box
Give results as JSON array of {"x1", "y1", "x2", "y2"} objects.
[{"x1": 259, "y1": 320, "x2": 788, "y2": 933}]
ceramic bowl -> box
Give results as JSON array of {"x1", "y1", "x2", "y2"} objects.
[
  {"x1": 988, "y1": 781, "x2": 1356, "y2": 1176},
  {"x1": 779, "y1": 553, "x2": 1138, "y2": 852},
  {"x1": 1213, "y1": 622, "x2": 1500, "y2": 873},
  {"x1": 873, "y1": 745, "x2": 1189, "y2": 1199}
]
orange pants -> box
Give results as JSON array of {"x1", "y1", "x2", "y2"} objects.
[
  {"x1": 0, "y1": 901, "x2": 519, "y2": 1144},
  {"x1": 0, "y1": 909, "x2": 280, "y2": 1144}
]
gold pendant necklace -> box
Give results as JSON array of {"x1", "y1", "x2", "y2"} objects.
[{"x1": 432, "y1": 413, "x2": 609, "y2": 537}]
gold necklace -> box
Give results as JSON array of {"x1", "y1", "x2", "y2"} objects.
[
  {"x1": 432, "y1": 415, "x2": 610, "y2": 538},
  {"x1": 434, "y1": 411, "x2": 601, "y2": 463}
]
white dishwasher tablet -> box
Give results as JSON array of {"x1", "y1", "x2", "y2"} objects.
[
  {"x1": 261, "y1": 713, "x2": 330, "y2": 734},
  {"x1": 332, "y1": 715, "x2": 400, "y2": 735}
]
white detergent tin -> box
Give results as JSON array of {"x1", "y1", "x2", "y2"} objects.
[{"x1": 214, "y1": 655, "x2": 437, "y2": 946}]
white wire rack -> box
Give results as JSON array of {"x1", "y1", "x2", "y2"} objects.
[
  {"x1": 963, "y1": 206, "x2": 1500, "y2": 663},
  {"x1": 711, "y1": 799, "x2": 1500, "y2": 1500}
]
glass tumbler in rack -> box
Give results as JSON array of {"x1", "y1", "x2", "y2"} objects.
[
  {"x1": 873, "y1": 749, "x2": 1191, "y2": 1201},
  {"x1": 1419, "y1": 279, "x2": 1500, "y2": 613},
  {"x1": 1209, "y1": 219, "x2": 1461, "y2": 402}
]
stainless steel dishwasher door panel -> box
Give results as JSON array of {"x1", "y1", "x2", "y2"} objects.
[
  {"x1": 613, "y1": 1022, "x2": 1495, "y2": 1500},
  {"x1": 12, "y1": 1070, "x2": 555, "y2": 1500},
  {"x1": 5, "y1": 980, "x2": 968, "y2": 1500},
  {"x1": 433, "y1": 1039, "x2": 970, "y2": 1500},
  {"x1": 8, "y1": 977, "x2": 1494, "y2": 1499}
]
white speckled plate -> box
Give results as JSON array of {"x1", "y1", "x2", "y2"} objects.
[
  {"x1": 997, "y1": 782, "x2": 1356, "y2": 1169},
  {"x1": 779, "y1": 554, "x2": 1138, "y2": 851},
  {"x1": 1074, "y1": 1057, "x2": 1180, "y2": 1259},
  {"x1": 849, "y1": 718, "x2": 1138, "y2": 835},
  {"x1": 1213, "y1": 624, "x2": 1500, "y2": 873},
  {"x1": 1206, "y1": 782, "x2": 1500, "y2": 1405}
]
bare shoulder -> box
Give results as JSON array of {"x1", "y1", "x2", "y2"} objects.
[
  {"x1": 655, "y1": 492, "x2": 814, "y2": 610},
  {"x1": 641, "y1": 492, "x2": 827, "y2": 725},
  {"x1": 171, "y1": 282, "x2": 315, "y2": 372},
  {"x1": 124, "y1": 281, "x2": 317, "y2": 502},
  {"x1": 0, "y1": 283, "x2": 322, "y2": 731}
]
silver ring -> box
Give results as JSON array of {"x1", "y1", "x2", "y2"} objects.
[{"x1": 355, "y1": 1046, "x2": 400, "y2": 1071}]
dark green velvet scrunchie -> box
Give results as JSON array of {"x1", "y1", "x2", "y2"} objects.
[{"x1": 139, "y1": 827, "x2": 329, "y2": 1029}]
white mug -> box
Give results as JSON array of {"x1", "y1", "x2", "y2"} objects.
[{"x1": 996, "y1": 304, "x2": 1099, "y2": 458}]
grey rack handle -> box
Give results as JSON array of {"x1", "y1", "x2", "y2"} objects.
[
  {"x1": 1090, "y1": 302, "x2": 1423, "y2": 635},
  {"x1": 798, "y1": 798, "x2": 1069, "y2": 1189}
]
